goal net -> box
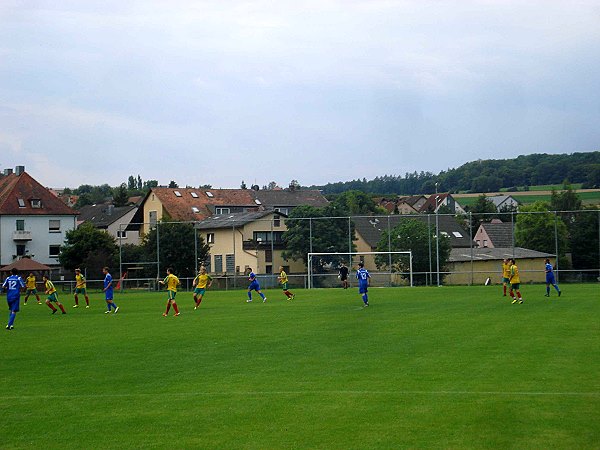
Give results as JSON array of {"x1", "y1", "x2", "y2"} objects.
[{"x1": 307, "y1": 251, "x2": 413, "y2": 289}]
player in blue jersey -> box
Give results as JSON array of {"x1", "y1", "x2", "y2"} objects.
[
  {"x1": 3, "y1": 268, "x2": 25, "y2": 330},
  {"x1": 246, "y1": 268, "x2": 266, "y2": 303},
  {"x1": 544, "y1": 258, "x2": 561, "y2": 297},
  {"x1": 102, "y1": 267, "x2": 119, "y2": 314},
  {"x1": 356, "y1": 262, "x2": 371, "y2": 307}
]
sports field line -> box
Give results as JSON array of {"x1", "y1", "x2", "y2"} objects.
[{"x1": 2, "y1": 390, "x2": 599, "y2": 400}]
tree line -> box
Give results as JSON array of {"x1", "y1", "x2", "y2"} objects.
[{"x1": 313, "y1": 151, "x2": 600, "y2": 195}]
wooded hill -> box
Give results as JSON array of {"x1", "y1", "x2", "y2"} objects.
[{"x1": 313, "y1": 151, "x2": 600, "y2": 195}]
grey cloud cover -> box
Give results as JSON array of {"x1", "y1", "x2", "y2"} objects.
[{"x1": 1, "y1": 0, "x2": 599, "y2": 187}]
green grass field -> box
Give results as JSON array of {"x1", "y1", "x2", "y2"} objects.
[
  {"x1": 455, "y1": 190, "x2": 600, "y2": 207},
  {"x1": 2, "y1": 285, "x2": 599, "y2": 449}
]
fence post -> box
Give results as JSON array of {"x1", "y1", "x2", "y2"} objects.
[
  {"x1": 156, "y1": 222, "x2": 160, "y2": 279},
  {"x1": 469, "y1": 211, "x2": 473, "y2": 286},
  {"x1": 511, "y1": 211, "x2": 515, "y2": 258},
  {"x1": 309, "y1": 218, "x2": 313, "y2": 254},
  {"x1": 348, "y1": 217, "x2": 352, "y2": 256},
  {"x1": 387, "y1": 215, "x2": 392, "y2": 276},
  {"x1": 428, "y1": 214, "x2": 432, "y2": 286},
  {"x1": 194, "y1": 223, "x2": 198, "y2": 274},
  {"x1": 554, "y1": 211, "x2": 560, "y2": 283}
]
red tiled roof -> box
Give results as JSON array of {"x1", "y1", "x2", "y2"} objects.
[
  {"x1": 0, "y1": 172, "x2": 78, "y2": 215},
  {"x1": 152, "y1": 188, "x2": 257, "y2": 221},
  {"x1": 148, "y1": 187, "x2": 330, "y2": 222},
  {"x1": 419, "y1": 193, "x2": 450, "y2": 212},
  {"x1": 0, "y1": 257, "x2": 51, "y2": 272}
]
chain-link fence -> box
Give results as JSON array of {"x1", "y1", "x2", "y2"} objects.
[{"x1": 116, "y1": 209, "x2": 600, "y2": 289}]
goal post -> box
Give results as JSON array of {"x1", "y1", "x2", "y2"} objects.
[{"x1": 307, "y1": 251, "x2": 413, "y2": 289}]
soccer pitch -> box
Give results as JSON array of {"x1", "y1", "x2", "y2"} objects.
[{"x1": 1, "y1": 285, "x2": 599, "y2": 449}]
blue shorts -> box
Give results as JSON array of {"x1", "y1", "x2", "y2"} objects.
[
  {"x1": 7, "y1": 298, "x2": 20, "y2": 313},
  {"x1": 105, "y1": 290, "x2": 114, "y2": 301},
  {"x1": 248, "y1": 280, "x2": 260, "y2": 291},
  {"x1": 546, "y1": 274, "x2": 556, "y2": 285},
  {"x1": 359, "y1": 285, "x2": 368, "y2": 294}
]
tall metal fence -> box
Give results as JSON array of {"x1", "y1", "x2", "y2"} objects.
[{"x1": 117, "y1": 209, "x2": 600, "y2": 289}]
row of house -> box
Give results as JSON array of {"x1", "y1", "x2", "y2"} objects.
[
  {"x1": 0, "y1": 166, "x2": 548, "y2": 284},
  {"x1": 378, "y1": 193, "x2": 519, "y2": 215}
]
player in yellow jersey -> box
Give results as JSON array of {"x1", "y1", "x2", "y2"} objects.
[
  {"x1": 193, "y1": 266, "x2": 213, "y2": 309},
  {"x1": 73, "y1": 268, "x2": 90, "y2": 308},
  {"x1": 159, "y1": 267, "x2": 180, "y2": 316},
  {"x1": 24, "y1": 272, "x2": 41, "y2": 305},
  {"x1": 42, "y1": 275, "x2": 66, "y2": 314},
  {"x1": 501, "y1": 259, "x2": 511, "y2": 297},
  {"x1": 277, "y1": 266, "x2": 295, "y2": 300},
  {"x1": 508, "y1": 258, "x2": 523, "y2": 304}
]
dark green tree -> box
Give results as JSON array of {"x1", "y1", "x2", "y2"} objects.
[
  {"x1": 112, "y1": 183, "x2": 129, "y2": 207},
  {"x1": 515, "y1": 202, "x2": 568, "y2": 256},
  {"x1": 142, "y1": 221, "x2": 210, "y2": 278},
  {"x1": 329, "y1": 190, "x2": 382, "y2": 215},
  {"x1": 59, "y1": 222, "x2": 119, "y2": 272},
  {"x1": 282, "y1": 205, "x2": 355, "y2": 266},
  {"x1": 550, "y1": 181, "x2": 582, "y2": 212},
  {"x1": 569, "y1": 207, "x2": 600, "y2": 275},
  {"x1": 144, "y1": 180, "x2": 159, "y2": 190},
  {"x1": 168, "y1": 180, "x2": 179, "y2": 188},
  {"x1": 375, "y1": 218, "x2": 451, "y2": 285},
  {"x1": 466, "y1": 195, "x2": 498, "y2": 227},
  {"x1": 128, "y1": 176, "x2": 136, "y2": 190}
]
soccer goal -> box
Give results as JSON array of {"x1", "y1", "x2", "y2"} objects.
[{"x1": 307, "y1": 251, "x2": 413, "y2": 289}]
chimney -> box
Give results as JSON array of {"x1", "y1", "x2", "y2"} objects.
[
  {"x1": 3, "y1": 169, "x2": 13, "y2": 176},
  {"x1": 15, "y1": 166, "x2": 25, "y2": 175},
  {"x1": 107, "y1": 204, "x2": 115, "y2": 216}
]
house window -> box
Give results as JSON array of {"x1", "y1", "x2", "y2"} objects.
[
  {"x1": 206, "y1": 191, "x2": 214, "y2": 198},
  {"x1": 191, "y1": 192, "x2": 198, "y2": 198},
  {"x1": 226, "y1": 254, "x2": 235, "y2": 273},
  {"x1": 273, "y1": 215, "x2": 280, "y2": 227},
  {"x1": 191, "y1": 206, "x2": 200, "y2": 213},
  {"x1": 476, "y1": 240, "x2": 481, "y2": 247},
  {"x1": 16, "y1": 244, "x2": 26, "y2": 257},
  {"x1": 117, "y1": 230, "x2": 128, "y2": 239},
  {"x1": 174, "y1": 191, "x2": 182, "y2": 197},
  {"x1": 214, "y1": 255, "x2": 223, "y2": 273},
  {"x1": 31, "y1": 199, "x2": 42, "y2": 208},
  {"x1": 17, "y1": 198, "x2": 25, "y2": 208},
  {"x1": 49, "y1": 220, "x2": 61, "y2": 232},
  {"x1": 265, "y1": 265, "x2": 272, "y2": 274},
  {"x1": 149, "y1": 210, "x2": 158, "y2": 227},
  {"x1": 265, "y1": 249, "x2": 273, "y2": 263},
  {"x1": 275, "y1": 207, "x2": 288, "y2": 215},
  {"x1": 49, "y1": 245, "x2": 61, "y2": 257},
  {"x1": 452, "y1": 231, "x2": 463, "y2": 238},
  {"x1": 215, "y1": 207, "x2": 230, "y2": 215},
  {"x1": 207, "y1": 233, "x2": 215, "y2": 244},
  {"x1": 16, "y1": 220, "x2": 25, "y2": 231},
  {"x1": 254, "y1": 199, "x2": 262, "y2": 205},
  {"x1": 483, "y1": 240, "x2": 488, "y2": 248}
]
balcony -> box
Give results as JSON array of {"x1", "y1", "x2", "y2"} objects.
[
  {"x1": 242, "y1": 240, "x2": 286, "y2": 251},
  {"x1": 13, "y1": 230, "x2": 32, "y2": 241}
]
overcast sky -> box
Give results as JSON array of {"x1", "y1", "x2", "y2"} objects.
[{"x1": 1, "y1": 1, "x2": 599, "y2": 189}]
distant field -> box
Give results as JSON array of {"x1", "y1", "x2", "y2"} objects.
[
  {"x1": 1, "y1": 285, "x2": 599, "y2": 449},
  {"x1": 500, "y1": 184, "x2": 584, "y2": 192},
  {"x1": 455, "y1": 188, "x2": 600, "y2": 206}
]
